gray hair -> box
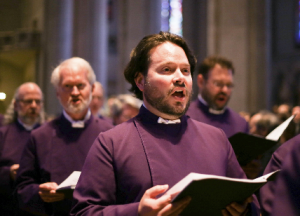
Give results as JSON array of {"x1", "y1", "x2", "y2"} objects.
[
  {"x1": 111, "y1": 94, "x2": 142, "y2": 118},
  {"x1": 51, "y1": 57, "x2": 96, "y2": 89},
  {"x1": 94, "y1": 81, "x2": 103, "y2": 90},
  {"x1": 256, "y1": 110, "x2": 280, "y2": 134},
  {"x1": 94, "y1": 81, "x2": 105, "y2": 96}
]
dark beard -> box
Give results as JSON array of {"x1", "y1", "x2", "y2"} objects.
[
  {"x1": 201, "y1": 88, "x2": 228, "y2": 110},
  {"x1": 144, "y1": 81, "x2": 192, "y2": 118}
]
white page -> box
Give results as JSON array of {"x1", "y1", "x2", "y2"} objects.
[
  {"x1": 166, "y1": 172, "x2": 266, "y2": 197},
  {"x1": 252, "y1": 170, "x2": 280, "y2": 182},
  {"x1": 266, "y1": 115, "x2": 295, "y2": 141},
  {"x1": 57, "y1": 171, "x2": 81, "y2": 190}
]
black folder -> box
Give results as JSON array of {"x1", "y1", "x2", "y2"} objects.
[
  {"x1": 168, "y1": 170, "x2": 279, "y2": 216},
  {"x1": 229, "y1": 115, "x2": 295, "y2": 165}
]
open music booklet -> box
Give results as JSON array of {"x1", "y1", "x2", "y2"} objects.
[
  {"x1": 166, "y1": 170, "x2": 280, "y2": 216},
  {"x1": 229, "y1": 115, "x2": 295, "y2": 165}
]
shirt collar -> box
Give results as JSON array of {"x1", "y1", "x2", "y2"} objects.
[
  {"x1": 17, "y1": 119, "x2": 37, "y2": 131},
  {"x1": 157, "y1": 117, "x2": 181, "y2": 124},
  {"x1": 63, "y1": 109, "x2": 91, "y2": 128},
  {"x1": 198, "y1": 94, "x2": 226, "y2": 115},
  {"x1": 142, "y1": 103, "x2": 181, "y2": 124}
]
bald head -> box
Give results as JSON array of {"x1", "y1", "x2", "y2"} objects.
[
  {"x1": 14, "y1": 82, "x2": 43, "y2": 125},
  {"x1": 16, "y1": 82, "x2": 42, "y2": 99}
]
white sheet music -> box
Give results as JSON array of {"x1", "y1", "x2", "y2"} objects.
[
  {"x1": 266, "y1": 115, "x2": 295, "y2": 141},
  {"x1": 57, "y1": 171, "x2": 81, "y2": 190}
]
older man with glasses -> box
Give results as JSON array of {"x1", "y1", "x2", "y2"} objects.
[
  {"x1": 186, "y1": 56, "x2": 249, "y2": 138},
  {"x1": 0, "y1": 82, "x2": 45, "y2": 215}
]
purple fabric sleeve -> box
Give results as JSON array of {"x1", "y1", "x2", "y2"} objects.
[
  {"x1": 71, "y1": 129, "x2": 142, "y2": 216},
  {"x1": 271, "y1": 142, "x2": 300, "y2": 216},
  {"x1": 15, "y1": 136, "x2": 48, "y2": 215},
  {"x1": 259, "y1": 135, "x2": 299, "y2": 216},
  {"x1": 0, "y1": 166, "x2": 12, "y2": 194}
]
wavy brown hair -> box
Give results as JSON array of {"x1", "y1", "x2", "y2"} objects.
[
  {"x1": 198, "y1": 56, "x2": 235, "y2": 80},
  {"x1": 124, "y1": 31, "x2": 197, "y2": 100}
]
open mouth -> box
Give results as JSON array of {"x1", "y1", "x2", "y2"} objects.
[
  {"x1": 217, "y1": 97, "x2": 225, "y2": 102},
  {"x1": 28, "y1": 111, "x2": 38, "y2": 116},
  {"x1": 71, "y1": 98, "x2": 81, "y2": 104},
  {"x1": 216, "y1": 94, "x2": 227, "y2": 103},
  {"x1": 172, "y1": 90, "x2": 185, "y2": 99}
]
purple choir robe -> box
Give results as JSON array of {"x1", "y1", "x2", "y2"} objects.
[
  {"x1": 98, "y1": 114, "x2": 113, "y2": 125},
  {"x1": 270, "y1": 139, "x2": 300, "y2": 216},
  {"x1": 186, "y1": 99, "x2": 249, "y2": 137},
  {"x1": 70, "y1": 106, "x2": 260, "y2": 216},
  {"x1": 14, "y1": 114, "x2": 113, "y2": 216},
  {"x1": 0, "y1": 121, "x2": 40, "y2": 215},
  {"x1": 259, "y1": 134, "x2": 300, "y2": 216}
]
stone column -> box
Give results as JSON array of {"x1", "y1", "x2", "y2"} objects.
[
  {"x1": 116, "y1": 0, "x2": 161, "y2": 95},
  {"x1": 42, "y1": 0, "x2": 73, "y2": 115},
  {"x1": 182, "y1": 0, "x2": 208, "y2": 99},
  {"x1": 90, "y1": 0, "x2": 108, "y2": 92},
  {"x1": 207, "y1": 0, "x2": 268, "y2": 113},
  {"x1": 72, "y1": 0, "x2": 108, "y2": 96},
  {"x1": 247, "y1": 0, "x2": 268, "y2": 111}
]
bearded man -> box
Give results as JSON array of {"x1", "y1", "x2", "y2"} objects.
[
  {"x1": 186, "y1": 56, "x2": 249, "y2": 137},
  {"x1": 71, "y1": 32, "x2": 259, "y2": 216},
  {"x1": 14, "y1": 57, "x2": 113, "y2": 215},
  {"x1": 0, "y1": 82, "x2": 45, "y2": 215}
]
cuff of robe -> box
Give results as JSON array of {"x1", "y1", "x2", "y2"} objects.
[
  {"x1": 0, "y1": 166, "x2": 13, "y2": 195},
  {"x1": 248, "y1": 201, "x2": 261, "y2": 216},
  {"x1": 103, "y1": 202, "x2": 140, "y2": 216},
  {"x1": 16, "y1": 183, "x2": 48, "y2": 215}
]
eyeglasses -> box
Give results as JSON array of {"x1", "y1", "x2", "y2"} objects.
[
  {"x1": 62, "y1": 84, "x2": 86, "y2": 92},
  {"x1": 17, "y1": 99, "x2": 43, "y2": 105},
  {"x1": 212, "y1": 81, "x2": 234, "y2": 89}
]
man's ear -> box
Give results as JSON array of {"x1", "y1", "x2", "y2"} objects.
[
  {"x1": 134, "y1": 73, "x2": 145, "y2": 92},
  {"x1": 91, "y1": 83, "x2": 95, "y2": 93},
  {"x1": 197, "y1": 74, "x2": 205, "y2": 89},
  {"x1": 13, "y1": 99, "x2": 18, "y2": 111}
]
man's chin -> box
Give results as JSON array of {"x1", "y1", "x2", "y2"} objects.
[
  {"x1": 27, "y1": 114, "x2": 39, "y2": 118},
  {"x1": 163, "y1": 105, "x2": 189, "y2": 118},
  {"x1": 215, "y1": 104, "x2": 226, "y2": 110},
  {"x1": 210, "y1": 101, "x2": 226, "y2": 110},
  {"x1": 65, "y1": 104, "x2": 88, "y2": 114},
  {"x1": 23, "y1": 117, "x2": 39, "y2": 126}
]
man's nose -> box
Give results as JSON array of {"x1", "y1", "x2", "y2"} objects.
[
  {"x1": 173, "y1": 69, "x2": 185, "y2": 85},
  {"x1": 71, "y1": 86, "x2": 80, "y2": 95},
  {"x1": 220, "y1": 85, "x2": 232, "y2": 93},
  {"x1": 30, "y1": 100, "x2": 38, "y2": 107}
]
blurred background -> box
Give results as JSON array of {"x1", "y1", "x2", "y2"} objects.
[{"x1": 0, "y1": 0, "x2": 299, "y2": 117}]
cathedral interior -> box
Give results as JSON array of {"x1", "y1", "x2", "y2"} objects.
[{"x1": 0, "y1": 0, "x2": 299, "y2": 116}]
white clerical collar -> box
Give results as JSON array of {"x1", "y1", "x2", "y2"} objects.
[
  {"x1": 198, "y1": 94, "x2": 226, "y2": 115},
  {"x1": 142, "y1": 103, "x2": 181, "y2": 124},
  {"x1": 157, "y1": 117, "x2": 181, "y2": 124},
  {"x1": 63, "y1": 109, "x2": 91, "y2": 128},
  {"x1": 17, "y1": 119, "x2": 36, "y2": 131}
]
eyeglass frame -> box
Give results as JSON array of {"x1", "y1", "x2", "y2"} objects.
[
  {"x1": 16, "y1": 99, "x2": 43, "y2": 106},
  {"x1": 211, "y1": 81, "x2": 234, "y2": 89}
]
